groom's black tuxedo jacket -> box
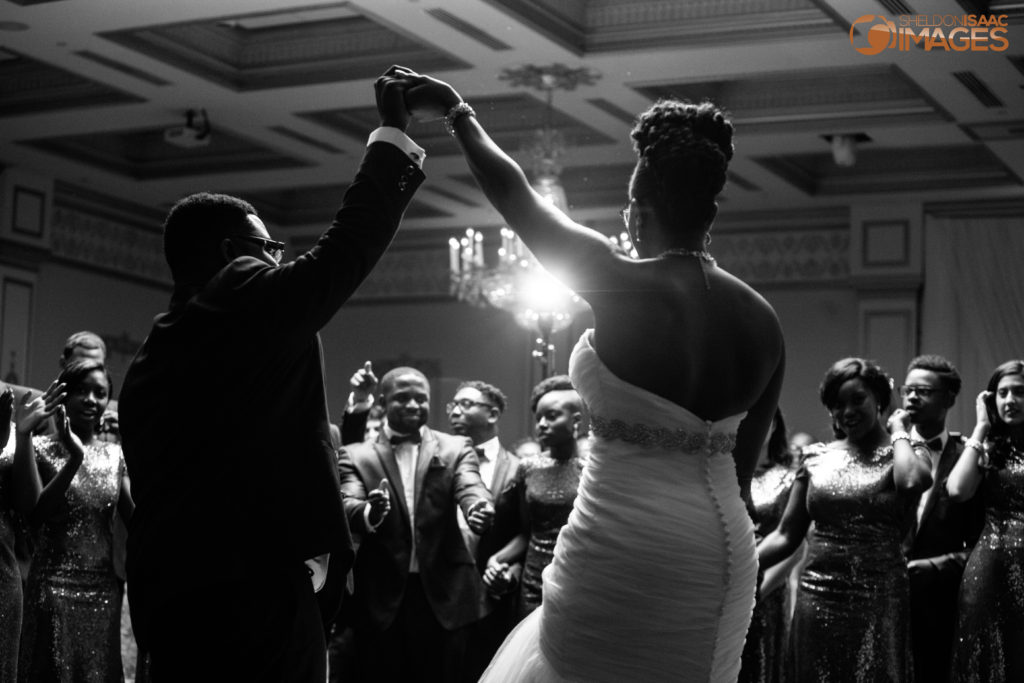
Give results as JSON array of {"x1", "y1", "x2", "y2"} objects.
[{"x1": 119, "y1": 141, "x2": 423, "y2": 625}]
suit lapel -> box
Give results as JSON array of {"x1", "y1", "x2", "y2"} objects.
[
  {"x1": 373, "y1": 437, "x2": 408, "y2": 524},
  {"x1": 414, "y1": 429, "x2": 437, "y2": 513},
  {"x1": 491, "y1": 447, "x2": 517, "y2": 493}
]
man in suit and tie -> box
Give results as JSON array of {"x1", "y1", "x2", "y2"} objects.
[
  {"x1": 338, "y1": 366, "x2": 494, "y2": 682},
  {"x1": 119, "y1": 68, "x2": 426, "y2": 682},
  {"x1": 446, "y1": 380, "x2": 523, "y2": 681},
  {"x1": 900, "y1": 354, "x2": 985, "y2": 682}
]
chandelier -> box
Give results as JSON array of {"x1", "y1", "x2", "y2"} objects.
[
  {"x1": 448, "y1": 226, "x2": 587, "y2": 333},
  {"x1": 447, "y1": 64, "x2": 600, "y2": 375}
]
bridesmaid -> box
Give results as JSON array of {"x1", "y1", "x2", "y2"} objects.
[
  {"x1": 739, "y1": 408, "x2": 801, "y2": 683},
  {"x1": 13, "y1": 359, "x2": 134, "y2": 683},
  {"x1": 483, "y1": 376, "x2": 584, "y2": 619},
  {"x1": 947, "y1": 359, "x2": 1024, "y2": 681},
  {"x1": 758, "y1": 358, "x2": 932, "y2": 682},
  {"x1": 1, "y1": 385, "x2": 32, "y2": 683}
]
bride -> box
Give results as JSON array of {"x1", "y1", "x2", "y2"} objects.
[{"x1": 405, "y1": 67, "x2": 784, "y2": 682}]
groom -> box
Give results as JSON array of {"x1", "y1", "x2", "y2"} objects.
[{"x1": 119, "y1": 68, "x2": 426, "y2": 682}]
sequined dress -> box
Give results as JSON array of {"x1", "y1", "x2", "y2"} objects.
[
  {"x1": 739, "y1": 464, "x2": 796, "y2": 683},
  {"x1": 789, "y1": 443, "x2": 914, "y2": 682},
  {"x1": 481, "y1": 330, "x2": 757, "y2": 682},
  {"x1": 18, "y1": 436, "x2": 125, "y2": 683},
  {"x1": 514, "y1": 454, "x2": 584, "y2": 618},
  {"x1": 952, "y1": 443, "x2": 1024, "y2": 682},
  {"x1": 1, "y1": 438, "x2": 27, "y2": 683}
]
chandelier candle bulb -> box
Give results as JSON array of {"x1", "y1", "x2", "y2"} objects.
[{"x1": 448, "y1": 238, "x2": 459, "y2": 274}]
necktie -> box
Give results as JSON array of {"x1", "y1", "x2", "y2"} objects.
[{"x1": 390, "y1": 432, "x2": 421, "y2": 446}]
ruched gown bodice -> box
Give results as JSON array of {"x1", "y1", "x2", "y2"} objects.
[{"x1": 481, "y1": 330, "x2": 757, "y2": 682}]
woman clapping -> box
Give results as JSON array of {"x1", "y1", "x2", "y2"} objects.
[{"x1": 14, "y1": 359, "x2": 133, "y2": 683}]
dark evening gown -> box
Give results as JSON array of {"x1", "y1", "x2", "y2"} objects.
[
  {"x1": 952, "y1": 443, "x2": 1024, "y2": 682},
  {"x1": 481, "y1": 330, "x2": 756, "y2": 682},
  {"x1": 18, "y1": 436, "x2": 125, "y2": 683},
  {"x1": 789, "y1": 443, "x2": 915, "y2": 682},
  {"x1": 740, "y1": 464, "x2": 797, "y2": 683},
  {"x1": 512, "y1": 453, "x2": 584, "y2": 619}
]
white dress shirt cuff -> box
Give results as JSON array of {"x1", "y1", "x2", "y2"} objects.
[
  {"x1": 368, "y1": 127, "x2": 425, "y2": 168},
  {"x1": 346, "y1": 392, "x2": 375, "y2": 414}
]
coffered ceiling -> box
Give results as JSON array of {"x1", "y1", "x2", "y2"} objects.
[{"x1": 1, "y1": 0, "x2": 1022, "y2": 247}]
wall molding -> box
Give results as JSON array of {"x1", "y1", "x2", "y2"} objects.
[{"x1": 50, "y1": 205, "x2": 169, "y2": 287}]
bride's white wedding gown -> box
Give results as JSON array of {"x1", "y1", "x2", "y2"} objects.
[{"x1": 481, "y1": 330, "x2": 757, "y2": 682}]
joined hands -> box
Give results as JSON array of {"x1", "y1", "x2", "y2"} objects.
[{"x1": 377, "y1": 65, "x2": 464, "y2": 124}]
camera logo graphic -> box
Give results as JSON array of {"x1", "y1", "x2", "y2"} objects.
[{"x1": 850, "y1": 15, "x2": 897, "y2": 55}]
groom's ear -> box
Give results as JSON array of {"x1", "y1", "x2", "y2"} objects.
[{"x1": 220, "y1": 237, "x2": 237, "y2": 263}]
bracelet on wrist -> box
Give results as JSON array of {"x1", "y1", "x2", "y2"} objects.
[
  {"x1": 444, "y1": 102, "x2": 475, "y2": 136},
  {"x1": 891, "y1": 431, "x2": 912, "y2": 445},
  {"x1": 964, "y1": 438, "x2": 985, "y2": 453}
]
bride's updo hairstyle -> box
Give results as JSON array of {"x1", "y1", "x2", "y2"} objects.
[{"x1": 630, "y1": 99, "x2": 734, "y2": 236}]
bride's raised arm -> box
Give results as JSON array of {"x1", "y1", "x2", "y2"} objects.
[{"x1": 404, "y1": 69, "x2": 625, "y2": 293}]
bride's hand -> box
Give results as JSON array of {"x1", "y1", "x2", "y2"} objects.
[{"x1": 403, "y1": 72, "x2": 464, "y2": 122}]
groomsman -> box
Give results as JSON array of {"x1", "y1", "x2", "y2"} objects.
[
  {"x1": 446, "y1": 380, "x2": 522, "y2": 681},
  {"x1": 899, "y1": 355, "x2": 984, "y2": 682},
  {"x1": 337, "y1": 366, "x2": 494, "y2": 682}
]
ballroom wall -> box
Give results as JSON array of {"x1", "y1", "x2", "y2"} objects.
[
  {"x1": 0, "y1": 252, "x2": 862, "y2": 447},
  {"x1": 1, "y1": 175, "x2": 1020, "y2": 447},
  {"x1": 1, "y1": 260, "x2": 1012, "y2": 449}
]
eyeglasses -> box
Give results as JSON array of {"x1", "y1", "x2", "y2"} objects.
[
  {"x1": 619, "y1": 203, "x2": 632, "y2": 228},
  {"x1": 899, "y1": 385, "x2": 941, "y2": 398},
  {"x1": 232, "y1": 235, "x2": 285, "y2": 263},
  {"x1": 446, "y1": 399, "x2": 494, "y2": 413}
]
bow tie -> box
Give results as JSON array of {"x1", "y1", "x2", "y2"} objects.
[
  {"x1": 474, "y1": 446, "x2": 487, "y2": 459},
  {"x1": 390, "y1": 432, "x2": 421, "y2": 446},
  {"x1": 925, "y1": 436, "x2": 943, "y2": 451}
]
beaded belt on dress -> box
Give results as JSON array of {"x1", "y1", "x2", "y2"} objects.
[{"x1": 590, "y1": 415, "x2": 737, "y2": 453}]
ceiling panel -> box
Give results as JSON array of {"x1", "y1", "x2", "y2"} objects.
[
  {"x1": 483, "y1": 0, "x2": 843, "y2": 54},
  {"x1": 0, "y1": 50, "x2": 145, "y2": 118},
  {"x1": 755, "y1": 144, "x2": 1022, "y2": 195},
  {"x1": 634, "y1": 65, "x2": 952, "y2": 134},
  {"x1": 25, "y1": 125, "x2": 311, "y2": 180},
  {"x1": 99, "y1": 2, "x2": 472, "y2": 91}
]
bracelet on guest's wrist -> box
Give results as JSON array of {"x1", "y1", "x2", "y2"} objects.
[
  {"x1": 444, "y1": 102, "x2": 475, "y2": 136},
  {"x1": 964, "y1": 437, "x2": 985, "y2": 453},
  {"x1": 891, "y1": 431, "x2": 912, "y2": 445}
]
